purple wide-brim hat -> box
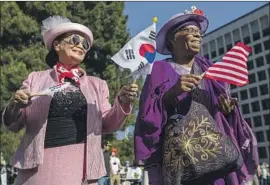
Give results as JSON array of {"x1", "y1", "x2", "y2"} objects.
[
  {"x1": 41, "y1": 16, "x2": 93, "y2": 50},
  {"x1": 156, "y1": 13, "x2": 209, "y2": 55}
]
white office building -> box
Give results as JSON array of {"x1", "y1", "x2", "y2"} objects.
[{"x1": 201, "y1": 3, "x2": 270, "y2": 163}]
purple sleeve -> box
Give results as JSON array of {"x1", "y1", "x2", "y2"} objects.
[
  {"x1": 207, "y1": 77, "x2": 259, "y2": 183},
  {"x1": 134, "y1": 61, "x2": 179, "y2": 166},
  {"x1": 147, "y1": 164, "x2": 164, "y2": 185}
]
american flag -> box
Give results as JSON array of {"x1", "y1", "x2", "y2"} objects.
[{"x1": 204, "y1": 42, "x2": 251, "y2": 86}]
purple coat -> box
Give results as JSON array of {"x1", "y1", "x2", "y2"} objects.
[{"x1": 134, "y1": 56, "x2": 259, "y2": 185}]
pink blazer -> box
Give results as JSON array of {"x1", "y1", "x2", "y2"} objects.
[{"x1": 2, "y1": 67, "x2": 132, "y2": 179}]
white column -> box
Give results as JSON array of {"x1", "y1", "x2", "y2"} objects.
[
  {"x1": 142, "y1": 170, "x2": 149, "y2": 185},
  {"x1": 1, "y1": 166, "x2": 7, "y2": 185}
]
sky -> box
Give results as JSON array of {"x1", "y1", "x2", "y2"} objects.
[
  {"x1": 116, "y1": 1, "x2": 268, "y2": 139},
  {"x1": 124, "y1": 1, "x2": 268, "y2": 60},
  {"x1": 124, "y1": 2, "x2": 268, "y2": 37}
]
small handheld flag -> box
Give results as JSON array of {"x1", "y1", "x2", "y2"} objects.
[
  {"x1": 203, "y1": 42, "x2": 251, "y2": 86},
  {"x1": 110, "y1": 17, "x2": 158, "y2": 74},
  {"x1": 30, "y1": 82, "x2": 71, "y2": 97}
]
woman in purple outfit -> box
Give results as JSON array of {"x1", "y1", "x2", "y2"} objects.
[{"x1": 134, "y1": 6, "x2": 259, "y2": 185}]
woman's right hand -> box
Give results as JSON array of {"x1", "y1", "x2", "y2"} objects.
[
  {"x1": 176, "y1": 74, "x2": 202, "y2": 94},
  {"x1": 163, "y1": 74, "x2": 202, "y2": 107},
  {"x1": 3, "y1": 89, "x2": 32, "y2": 125},
  {"x1": 12, "y1": 89, "x2": 32, "y2": 108}
]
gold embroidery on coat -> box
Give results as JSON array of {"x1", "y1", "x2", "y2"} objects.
[{"x1": 164, "y1": 115, "x2": 223, "y2": 168}]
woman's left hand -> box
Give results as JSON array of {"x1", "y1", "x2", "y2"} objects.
[
  {"x1": 217, "y1": 94, "x2": 238, "y2": 115},
  {"x1": 118, "y1": 83, "x2": 139, "y2": 104}
]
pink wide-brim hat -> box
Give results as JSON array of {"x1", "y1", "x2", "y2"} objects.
[
  {"x1": 43, "y1": 21, "x2": 93, "y2": 50},
  {"x1": 156, "y1": 12, "x2": 209, "y2": 55}
]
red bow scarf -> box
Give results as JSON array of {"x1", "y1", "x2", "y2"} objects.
[{"x1": 56, "y1": 62, "x2": 81, "y2": 85}]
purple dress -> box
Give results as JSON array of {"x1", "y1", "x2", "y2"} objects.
[{"x1": 134, "y1": 56, "x2": 259, "y2": 185}]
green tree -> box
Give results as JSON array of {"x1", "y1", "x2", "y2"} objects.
[{"x1": 1, "y1": 1, "x2": 140, "y2": 162}]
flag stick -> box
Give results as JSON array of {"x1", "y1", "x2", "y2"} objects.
[
  {"x1": 30, "y1": 93, "x2": 48, "y2": 97},
  {"x1": 200, "y1": 72, "x2": 205, "y2": 78},
  {"x1": 132, "y1": 16, "x2": 157, "y2": 84},
  {"x1": 133, "y1": 74, "x2": 138, "y2": 84},
  {"x1": 201, "y1": 56, "x2": 222, "y2": 79},
  {"x1": 225, "y1": 83, "x2": 231, "y2": 100}
]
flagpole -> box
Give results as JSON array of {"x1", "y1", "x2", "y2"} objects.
[
  {"x1": 201, "y1": 56, "x2": 223, "y2": 79},
  {"x1": 200, "y1": 72, "x2": 205, "y2": 78},
  {"x1": 133, "y1": 74, "x2": 138, "y2": 84},
  {"x1": 30, "y1": 93, "x2": 48, "y2": 97},
  {"x1": 132, "y1": 16, "x2": 158, "y2": 85}
]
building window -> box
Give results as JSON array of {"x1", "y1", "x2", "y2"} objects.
[
  {"x1": 230, "y1": 85, "x2": 237, "y2": 89},
  {"x1": 245, "y1": 118, "x2": 252, "y2": 127},
  {"x1": 254, "y1": 43, "x2": 262, "y2": 54},
  {"x1": 241, "y1": 24, "x2": 250, "y2": 44},
  {"x1": 250, "y1": 20, "x2": 260, "y2": 41},
  {"x1": 258, "y1": 70, "x2": 267, "y2": 81},
  {"x1": 249, "y1": 87, "x2": 258, "y2": 98},
  {"x1": 210, "y1": 40, "x2": 216, "y2": 58},
  {"x1": 248, "y1": 73, "x2": 256, "y2": 84},
  {"x1": 218, "y1": 48, "x2": 224, "y2": 56},
  {"x1": 253, "y1": 116, "x2": 262, "y2": 127},
  {"x1": 231, "y1": 92, "x2": 238, "y2": 99},
  {"x1": 260, "y1": 15, "x2": 270, "y2": 37},
  {"x1": 226, "y1": 44, "x2": 232, "y2": 51},
  {"x1": 251, "y1": 101, "x2": 260, "y2": 112},
  {"x1": 217, "y1": 36, "x2": 224, "y2": 55},
  {"x1": 225, "y1": 33, "x2": 232, "y2": 51},
  {"x1": 242, "y1": 104, "x2": 250, "y2": 114},
  {"x1": 240, "y1": 90, "x2": 248, "y2": 100},
  {"x1": 243, "y1": 37, "x2": 251, "y2": 44},
  {"x1": 261, "y1": 98, "x2": 270, "y2": 110},
  {"x1": 264, "y1": 40, "x2": 270, "y2": 51},
  {"x1": 259, "y1": 84, "x2": 269, "y2": 95},
  {"x1": 247, "y1": 60, "x2": 254, "y2": 70},
  {"x1": 202, "y1": 43, "x2": 209, "y2": 59},
  {"x1": 255, "y1": 131, "x2": 264, "y2": 142},
  {"x1": 233, "y1": 28, "x2": 241, "y2": 44},
  {"x1": 255, "y1": 56, "x2": 264, "y2": 67},
  {"x1": 267, "y1": 130, "x2": 270, "y2": 141},
  {"x1": 252, "y1": 33, "x2": 260, "y2": 41},
  {"x1": 211, "y1": 52, "x2": 217, "y2": 59},
  {"x1": 266, "y1": 53, "x2": 270, "y2": 63},
  {"x1": 264, "y1": 114, "x2": 270, "y2": 125},
  {"x1": 258, "y1": 147, "x2": 267, "y2": 158}
]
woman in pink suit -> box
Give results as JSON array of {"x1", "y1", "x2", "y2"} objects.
[{"x1": 2, "y1": 16, "x2": 138, "y2": 185}]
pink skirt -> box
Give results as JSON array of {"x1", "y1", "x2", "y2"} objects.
[{"x1": 15, "y1": 143, "x2": 98, "y2": 185}]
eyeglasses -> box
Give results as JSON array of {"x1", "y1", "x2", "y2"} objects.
[
  {"x1": 62, "y1": 34, "x2": 90, "y2": 51},
  {"x1": 174, "y1": 27, "x2": 204, "y2": 37}
]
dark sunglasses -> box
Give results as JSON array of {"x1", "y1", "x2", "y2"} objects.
[{"x1": 62, "y1": 34, "x2": 90, "y2": 51}]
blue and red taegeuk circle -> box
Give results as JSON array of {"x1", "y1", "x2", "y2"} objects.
[{"x1": 139, "y1": 44, "x2": 156, "y2": 64}]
